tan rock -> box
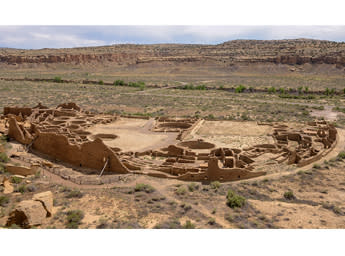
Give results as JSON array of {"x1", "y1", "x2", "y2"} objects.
[
  {"x1": 5, "y1": 164, "x2": 37, "y2": 176},
  {"x1": 6, "y1": 200, "x2": 47, "y2": 228},
  {"x1": 33, "y1": 191, "x2": 53, "y2": 217},
  {"x1": 3, "y1": 177, "x2": 14, "y2": 194}
]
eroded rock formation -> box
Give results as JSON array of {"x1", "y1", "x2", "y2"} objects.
[{"x1": 1, "y1": 39, "x2": 344, "y2": 66}]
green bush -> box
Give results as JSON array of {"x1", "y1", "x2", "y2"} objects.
[
  {"x1": 175, "y1": 186, "x2": 187, "y2": 195},
  {"x1": 208, "y1": 218, "x2": 216, "y2": 225},
  {"x1": 134, "y1": 183, "x2": 155, "y2": 193},
  {"x1": 15, "y1": 184, "x2": 27, "y2": 194},
  {"x1": 235, "y1": 85, "x2": 246, "y2": 93},
  {"x1": 53, "y1": 76, "x2": 63, "y2": 83},
  {"x1": 0, "y1": 152, "x2": 9, "y2": 163},
  {"x1": 11, "y1": 176, "x2": 23, "y2": 184},
  {"x1": 66, "y1": 189, "x2": 83, "y2": 198},
  {"x1": 337, "y1": 151, "x2": 345, "y2": 161},
  {"x1": 210, "y1": 181, "x2": 221, "y2": 190},
  {"x1": 188, "y1": 183, "x2": 199, "y2": 192},
  {"x1": 98, "y1": 80, "x2": 104, "y2": 85},
  {"x1": 226, "y1": 189, "x2": 245, "y2": 208},
  {"x1": 66, "y1": 210, "x2": 84, "y2": 229},
  {"x1": 0, "y1": 195, "x2": 9, "y2": 206},
  {"x1": 268, "y1": 87, "x2": 276, "y2": 93},
  {"x1": 128, "y1": 81, "x2": 146, "y2": 89},
  {"x1": 283, "y1": 191, "x2": 295, "y2": 200},
  {"x1": 182, "y1": 220, "x2": 195, "y2": 229},
  {"x1": 114, "y1": 80, "x2": 125, "y2": 86}
]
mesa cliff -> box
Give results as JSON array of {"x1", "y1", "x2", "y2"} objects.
[{"x1": 1, "y1": 39, "x2": 345, "y2": 66}]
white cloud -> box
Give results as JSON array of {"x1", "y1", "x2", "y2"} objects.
[{"x1": 0, "y1": 26, "x2": 344, "y2": 49}]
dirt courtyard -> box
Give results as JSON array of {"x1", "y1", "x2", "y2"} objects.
[
  {"x1": 194, "y1": 121, "x2": 275, "y2": 149},
  {"x1": 86, "y1": 117, "x2": 179, "y2": 152}
]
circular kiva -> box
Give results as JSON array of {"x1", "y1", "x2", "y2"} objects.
[{"x1": 178, "y1": 140, "x2": 216, "y2": 149}]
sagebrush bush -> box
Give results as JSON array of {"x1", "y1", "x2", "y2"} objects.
[
  {"x1": 134, "y1": 183, "x2": 155, "y2": 193},
  {"x1": 284, "y1": 191, "x2": 295, "y2": 200},
  {"x1": 66, "y1": 210, "x2": 84, "y2": 229},
  {"x1": 175, "y1": 186, "x2": 187, "y2": 195},
  {"x1": 53, "y1": 76, "x2": 62, "y2": 83},
  {"x1": 226, "y1": 189, "x2": 245, "y2": 208},
  {"x1": 210, "y1": 181, "x2": 221, "y2": 190},
  {"x1": 0, "y1": 195, "x2": 9, "y2": 206},
  {"x1": 66, "y1": 189, "x2": 83, "y2": 198},
  {"x1": 182, "y1": 220, "x2": 195, "y2": 229}
]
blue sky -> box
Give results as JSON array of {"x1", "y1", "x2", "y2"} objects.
[{"x1": 1, "y1": 26, "x2": 345, "y2": 49}]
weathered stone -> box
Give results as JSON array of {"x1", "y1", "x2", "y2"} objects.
[
  {"x1": 32, "y1": 191, "x2": 53, "y2": 217},
  {"x1": 5, "y1": 164, "x2": 37, "y2": 176},
  {"x1": 6, "y1": 200, "x2": 47, "y2": 228}
]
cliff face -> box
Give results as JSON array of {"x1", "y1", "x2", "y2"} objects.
[{"x1": 1, "y1": 39, "x2": 345, "y2": 66}]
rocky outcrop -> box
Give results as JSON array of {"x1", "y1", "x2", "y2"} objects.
[
  {"x1": 32, "y1": 191, "x2": 53, "y2": 217},
  {"x1": 6, "y1": 191, "x2": 53, "y2": 228},
  {"x1": 5, "y1": 164, "x2": 38, "y2": 176}
]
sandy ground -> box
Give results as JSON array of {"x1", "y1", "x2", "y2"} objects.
[
  {"x1": 86, "y1": 117, "x2": 178, "y2": 152},
  {"x1": 193, "y1": 121, "x2": 274, "y2": 148}
]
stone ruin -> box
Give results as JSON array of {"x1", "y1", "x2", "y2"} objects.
[{"x1": 0, "y1": 103, "x2": 338, "y2": 184}]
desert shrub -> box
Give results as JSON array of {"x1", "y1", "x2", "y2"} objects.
[
  {"x1": 225, "y1": 214, "x2": 234, "y2": 223},
  {"x1": 98, "y1": 80, "x2": 104, "y2": 85},
  {"x1": 0, "y1": 152, "x2": 9, "y2": 163},
  {"x1": 128, "y1": 81, "x2": 146, "y2": 89},
  {"x1": 8, "y1": 224, "x2": 21, "y2": 229},
  {"x1": 195, "y1": 84, "x2": 206, "y2": 90},
  {"x1": 114, "y1": 80, "x2": 125, "y2": 86},
  {"x1": 337, "y1": 151, "x2": 345, "y2": 160},
  {"x1": 96, "y1": 218, "x2": 109, "y2": 229},
  {"x1": 53, "y1": 76, "x2": 62, "y2": 83},
  {"x1": 11, "y1": 176, "x2": 23, "y2": 184},
  {"x1": 279, "y1": 88, "x2": 285, "y2": 94},
  {"x1": 175, "y1": 186, "x2": 187, "y2": 195},
  {"x1": 283, "y1": 191, "x2": 295, "y2": 200},
  {"x1": 235, "y1": 85, "x2": 246, "y2": 93},
  {"x1": 182, "y1": 220, "x2": 195, "y2": 229},
  {"x1": 0, "y1": 195, "x2": 9, "y2": 206},
  {"x1": 304, "y1": 86, "x2": 309, "y2": 93},
  {"x1": 226, "y1": 189, "x2": 245, "y2": 208},
  {"x1": 26, "y1": 184, "x2": 37, "y2": 192},
  {"x1": 188, "y1": 182, "x2": 199, "y2": 192},
  {"x1": 65, "y1": 210, "x2": 84, "y2": 229},
  {"x1": 208, "y1": 218, "x2": 216, "y2": 225},
  {"x1": 15, "y1": 184, "x2": 27, "y2": 194},
  {"x1": 298, "y1": 86, "x2": 303, "y2": 94},
  {"x1": 66, "y1": 189, "x2": 83, "y2": 198},
  {"x1": 210, "y1": 181, "x2": 221, "y2": 190},
  {"x1": 268, "y1": 87, "x2": 276, "y2": 93},
  {"x1": 313, "y1": 163, "x2": 321, "y2": 169},
  {"x1": 134, "y1": 183, "x2": 155, "y2": 193}
]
